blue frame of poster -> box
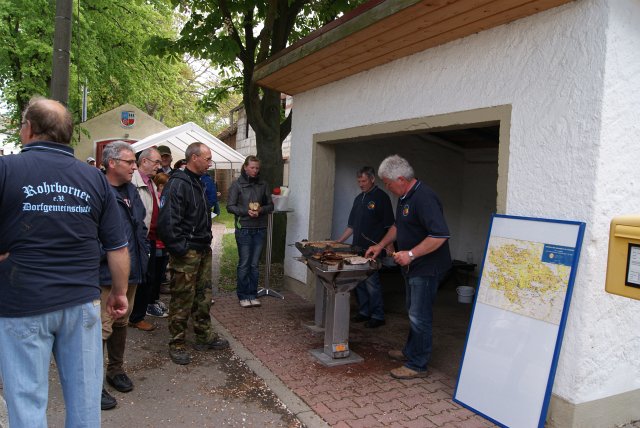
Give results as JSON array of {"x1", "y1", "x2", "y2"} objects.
[{"x1": 453, "y1": 214, "x2": 586, "y2": 428}]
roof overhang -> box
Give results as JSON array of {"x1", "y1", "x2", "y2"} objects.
[
  {"x1": 130, "y1": 122, "x2": 246, "y2": 170},
  {"x1": 254, "y1": 0, "x2": 573, "y2": 95}
]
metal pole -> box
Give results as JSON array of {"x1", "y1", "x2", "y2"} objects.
[
  {"x1": 81, "y1": 79, "x2": 87, "y2": 122},
  {"x1": 51, "y1": 0, "x2": 73, "y2": 104},
  {"x1": 257, "y1": 212, "x2": 285, "y2": 299}
]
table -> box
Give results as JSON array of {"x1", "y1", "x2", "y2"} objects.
[{"x1": 257, "y1": 210, "x2": 294, "y2": 299}]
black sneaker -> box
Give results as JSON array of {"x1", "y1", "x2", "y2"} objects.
[
  {"x1": 169, "y1": 344, "x2": 191, "y2": 365},
  {"x1": 351, "y1": 313, "x2": 370, "y2": 323},
  {"x1": 107, "y1": 373, "x2": 133, "y2": 393},
  {"x1": 101, "y1": 388, "x2": 117, "y2": 410},
  {"x1": 193, "y1": 337, "x2": 230, "y2": 351},
  {"x1": 365, "y1": 318, "x2": 386, "y2": 328},
  {"x1": 146, "y1": 303, "x2": 168, "y2": 318}
]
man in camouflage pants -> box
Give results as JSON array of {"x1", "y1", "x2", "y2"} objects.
[{"x1": 157, "y1": 142, "x2": 229, "y2": 365}]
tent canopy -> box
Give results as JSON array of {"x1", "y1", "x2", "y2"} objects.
[{"x1": 130, "y1": 122, "x2": 245, "y2": 170}]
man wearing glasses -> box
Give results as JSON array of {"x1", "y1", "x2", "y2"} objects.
[
  {"x1": 0, "y1": 97, "x2": 129, "y2": 426},
  {"x1": 99, "y1": 141, "x2": 149, "y2": 409},
  {"x1": 158, "y1": 142, "x2": 229, "y2": 365},
  {"x1": 129, "y1": 147, "x2": 166, "y2": 331}
]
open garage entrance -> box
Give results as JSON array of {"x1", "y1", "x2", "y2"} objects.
[{"x1": 307, "y1": 106, "x2": 509, "y2": 377}]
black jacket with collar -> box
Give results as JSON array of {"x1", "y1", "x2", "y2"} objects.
[
  {"x1": 226, "y1": 171, "x2": 274, "y2": 229},
  {"x1": 157, "y1": 168, "x2": 212, "y2": 256},
  {"x1": 99, "y1": 182, "x2": 149, "y2": 285}
]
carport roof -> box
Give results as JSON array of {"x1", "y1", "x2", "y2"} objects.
[
  {"x1": 254, "y1": 0, "x2": 572, "y2": 95},
  {"x1": 130, "y1": 122, "x2": 245, "y2": 170}
]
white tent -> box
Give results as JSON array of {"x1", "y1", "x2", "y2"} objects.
[{"x1": 130, "y1": 122, "x2": 245, "y2": 170}]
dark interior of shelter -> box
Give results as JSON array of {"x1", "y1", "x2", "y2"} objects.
[
  {"x1": 363, "y1": 264, "x2": 477, "y2": 379},
  {"x1": 333, "y1": 123, "x2": 500, "y2": 378}
]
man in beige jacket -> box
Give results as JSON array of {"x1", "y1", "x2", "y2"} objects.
[{"x1": 128, "y1": 147, "x2": 165, "y2": 330}]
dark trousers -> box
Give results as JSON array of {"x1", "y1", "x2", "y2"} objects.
[{"x1": 129, "y1": 242, "x2": 168, "y2": 323}]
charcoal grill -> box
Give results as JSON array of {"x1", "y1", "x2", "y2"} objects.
[{"x1": 296, "y1": 246, "x2": 380, "y2": 366}]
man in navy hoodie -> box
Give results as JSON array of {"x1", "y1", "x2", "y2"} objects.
[
  {"x1": 99, "y1": 141, "x2": 149, "y2": 410},
  {"x1": 0, "y1": 97, "x2": 129, "y2": 427}
]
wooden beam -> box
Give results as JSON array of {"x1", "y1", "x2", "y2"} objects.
[{"x1": 255, "y1": 0, "x2": 573, "y2": 95}]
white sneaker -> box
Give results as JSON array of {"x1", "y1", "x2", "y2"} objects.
[
  {"x1": 239, "y1": 299, "x2": 252, "y2": 308},
  {"x1": 156, "y1": 300, "x2": 168, "y2": 313},
  {"x1": 250, "y1": 299, "x2": 261, "y2": 307}
]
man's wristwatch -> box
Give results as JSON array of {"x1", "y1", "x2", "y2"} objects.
[{"x1": 408, "y1": 250, "x2": 415, "y2": 262}]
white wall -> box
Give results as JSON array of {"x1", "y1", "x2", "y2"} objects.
[
  {"x1": 555, "y1": 0, "x2": 640, "y2": 403},
  {"x1": 285, "y1": 0, "x2": 640, "y2": 406},
  {"x1": 76, "y1": 104, "x2": 168, "y2": 161}
]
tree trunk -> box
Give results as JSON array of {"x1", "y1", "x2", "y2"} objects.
[{"x1": 248, "y1": 88, "x2": 286, "y2": 263}]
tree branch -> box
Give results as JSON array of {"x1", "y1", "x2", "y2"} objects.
[
  {"x1": 279, "y1": 110, "x2": 292, "y2": 145},
  {"x1": 217, "y1": 0, "x2": 250, "y2": 65},
  {"x1": 256, "y1": 0, "x2": 277, "y2": 63}
]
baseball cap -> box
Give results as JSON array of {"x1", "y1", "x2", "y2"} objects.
[
  {"x1": 86, "y1": 157, "x2": 95, "y2": 163},
  {"x1": 157, "y1": 145, "x2": 171, "y2": 156}
]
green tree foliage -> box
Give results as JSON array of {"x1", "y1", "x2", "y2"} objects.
[
  {"x1": 157, "y1": 0, "x2": 364, "y2": 263},
  {"x1": 162, "y1": 0, "x2": 365, "y2": 189},
  {"x1": 0, "y1": 0, "x2": 217, "y2": 142}
]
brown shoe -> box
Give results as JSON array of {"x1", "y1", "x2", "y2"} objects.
[
  {"x1": 390, "y1": 365, "x2": 428, "y2": 379},
  {"x1": 128, "y1": 320, "x2": 156, "y2": 331},
  {"x1": 388, "y1": 350, "x2": 407, "y2": 361}
]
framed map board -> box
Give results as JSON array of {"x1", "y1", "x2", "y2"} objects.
[{"x1": 453, "y1": 214, "x2": 585, "y2": 428}]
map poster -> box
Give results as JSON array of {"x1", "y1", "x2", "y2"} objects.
[{"x1": 454, "y1": 214, "x2": 585, "y2": 428}]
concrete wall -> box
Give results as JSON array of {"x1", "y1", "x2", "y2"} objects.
[
  {"x1": 553, "y1": 0, "x2": 640, "y2": 411},
  {"x1": 235, "y1": 105, "x2": 292, "y2": 160},
  {"x1": 283, "y1": 0, "x2": 640, "y2": 424},
  {"x1": 75, "y1": 104, "x2": 168, "y2": 161}
]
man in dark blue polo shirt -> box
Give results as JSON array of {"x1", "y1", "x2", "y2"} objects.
[
  {"x1": 366, "y1": 155, "x2": 451, "y2": 379},
  {"x1": 337, "y1": 166, "x2": 394, "y2": 328},
  {"x1": 0, "y1": 97, "x2": 129, "y2": 427}
]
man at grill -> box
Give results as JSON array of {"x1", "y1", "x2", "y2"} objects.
[
  {"x1": 365, "y1": 154, "x2": 451, "y2": 379},
  {"x1": 337, "y1": 166, "x2": 394, "y2": 328}
]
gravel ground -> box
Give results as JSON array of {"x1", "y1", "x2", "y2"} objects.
[{"x1": 0, "y1": 312, "x2": 301, "y2": 428}]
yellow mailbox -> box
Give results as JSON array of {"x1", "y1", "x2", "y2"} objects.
[{"x1": 606, "y1": 214, "x2": 640, "y2": 300}]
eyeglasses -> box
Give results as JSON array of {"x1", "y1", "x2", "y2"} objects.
[
  {"x1": 196, "y1": 154, "x2": 213, "y2": 163},
  {"x1": 114, "y1": 158, "x2": 136, "y2": 166},
  {"x1": 143, "y1": 157, "x2": 161, "y2": 165}
]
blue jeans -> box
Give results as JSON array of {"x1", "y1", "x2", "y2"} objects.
[
  {"x1": 355, "y1": 271, "x2": 384, "y2": 320},
  {"x1": 402, "y1": 275, "x2": 439, "y2": 372},
  {"x1": 0, "y1": 301, "x2": 102, "y2": 428},
  {"x1": 235, "y1": 228, "x2": 266, "y2": 300}
]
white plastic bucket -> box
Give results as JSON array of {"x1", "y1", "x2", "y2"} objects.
[
  {"x1": 456, "y1": 286, "x2": 475, "y2": 304},
  {"x1": 272, "y1": 195, "x2": 289, "y2": 211}
]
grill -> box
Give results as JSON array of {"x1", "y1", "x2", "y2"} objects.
[{"x1": 295, "y1": 241, "x2": 380, "y2": 366}]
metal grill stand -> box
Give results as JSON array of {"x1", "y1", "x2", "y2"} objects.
[
  {"x1": 302, "y1": 258, "x2": 379, "y2": 367},
  {"x1": 257, "y1": 210, "x2": 293, "y2": 299}
]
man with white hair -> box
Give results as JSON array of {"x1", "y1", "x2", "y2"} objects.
[
  {"x1": 129, "y1": 146, "x2": 167, "y2": 330},
  {"x1": 365, "y1": 154, "x2": 451, "y2": 379}
]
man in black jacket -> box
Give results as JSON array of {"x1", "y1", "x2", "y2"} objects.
[
  {"x1": 99, "y1": 141, "x2": 149, "y2": 409},
  {"x1": 157, "y1": 142, "x2": 229, "y2": 365}
]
